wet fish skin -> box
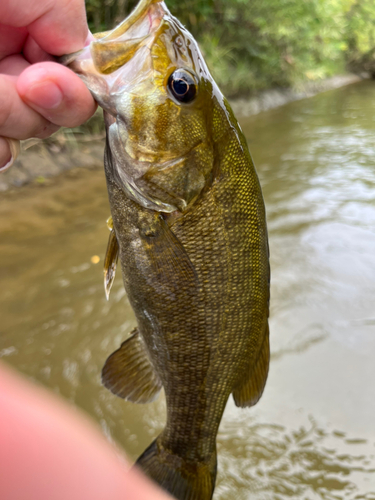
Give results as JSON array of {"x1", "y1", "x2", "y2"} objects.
[{"x1": 63, "y1": 1, "x2": 270, "y2": 498}]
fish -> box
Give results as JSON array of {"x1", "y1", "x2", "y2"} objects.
[{"x1": 61, "y1": 0, "x2": 270, "y2": 498}]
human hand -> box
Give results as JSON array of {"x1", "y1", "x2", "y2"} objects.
[
  {"x1": 0, "y1": 362, "x2": 172, "y2": 500},
  {"x1": 0, "y1": 0, "x2": 97, "y2": 171}
]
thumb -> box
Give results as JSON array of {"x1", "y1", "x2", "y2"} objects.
[{"x1": 17, "y1": 62, "x2": 97, "y2": 128}]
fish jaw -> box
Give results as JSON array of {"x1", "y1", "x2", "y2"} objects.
[{"x1": 60, "y1": 0, "x2": 169, "y2": 113}]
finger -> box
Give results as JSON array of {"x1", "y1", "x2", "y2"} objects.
[
  {"x1": 17, "y1": 62, "x2": 97, "y2": 128},
  {"x1": 0, "y1": 24, "x2": 27, "y2": 60},
  {"x1": 0, "y1": 0, "x2": 89, "y2": 55},
  {"x1": 0, "y1": 54, "x2": 29, "y2": 77},
  {"x1": 23, "y1": 35, "x2": 55, "y2": 64},
  {"x1": 0, "y1": 75, "x2": 57, "y2": 139},
  {"x1": 0, "y1": 363, "x2": 173, "y2": 500},
  {"x1": 0, "y1": 26, "x2": 53, "y2": 64}
]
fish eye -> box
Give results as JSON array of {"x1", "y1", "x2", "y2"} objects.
[{"x1": 168, "y1": 69, "x2": 197, "y2": 104}]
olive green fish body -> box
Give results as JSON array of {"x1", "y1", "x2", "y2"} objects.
[
  {"x1": 63, "y1": 2, "x2": 270, "y2": 498},
  {"x1": 103, "y1": 101, "x2": 269, "y2": 498}
]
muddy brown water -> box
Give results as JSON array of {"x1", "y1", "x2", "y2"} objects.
[{"x1": 1, "y1": 81, "x2": 375, "y2": 499}]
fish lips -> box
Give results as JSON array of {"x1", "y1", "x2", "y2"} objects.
[{"x1": 59, "y1": 0, "x2": 168, "y2": 114}]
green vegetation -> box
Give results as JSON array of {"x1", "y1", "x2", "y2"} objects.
[{"x1": 85, "y1": 0, "x2": 375, "y2": 97}]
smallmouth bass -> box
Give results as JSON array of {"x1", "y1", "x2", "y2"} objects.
[{"x1": 62, "y1": 1, "x2": 270, "y2": 498}]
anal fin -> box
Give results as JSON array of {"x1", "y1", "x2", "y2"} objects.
[
  {"x1": 232, "y1": 325, "x2": 270, "y2": 408},
  {"x1": 102, "y1": 328, "x2": 162, "y2": 404}
]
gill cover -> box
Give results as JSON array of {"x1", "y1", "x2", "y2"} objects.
[{"x1": 61, "y1": 0, "x2": 215, "y2": 214}]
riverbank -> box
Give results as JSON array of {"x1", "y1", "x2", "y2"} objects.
[
  {"x1": 230, "y1": 73, "x2": 366, "y2": 118},
  {"x1": 0, "y1": 73, "x2": 368, "y2": 192}
]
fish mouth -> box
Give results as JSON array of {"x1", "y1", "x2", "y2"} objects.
[
  {"x1": 90, "y1": 0, "x2": 167, "y2": 75},
  {"x1": 60, "y1": 0, "x2": 168, "y2": 104}
]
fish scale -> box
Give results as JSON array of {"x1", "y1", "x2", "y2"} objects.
[{"x1": 62, "y1": 0, "x2": 270, "y2": 498}]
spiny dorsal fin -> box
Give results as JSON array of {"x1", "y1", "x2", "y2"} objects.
[
  {"x1": 102, "y1": 328, "x2": 162, "y2": 404},
  {"x1": 232, "y1": 325, "x2": 270, "y2": 408}
]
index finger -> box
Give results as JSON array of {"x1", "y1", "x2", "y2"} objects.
[
  {"x1": 0, "y1": 0, "x2": 89, "y2": 55},
  {"x1": 0, "y1": 363, "x2": 173, "y2": 500}
]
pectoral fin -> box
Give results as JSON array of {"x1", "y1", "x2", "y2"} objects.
[
  {"x1": 232, "y1": 325, "x2": 270, "y2": 408},
  {"x1": 139, "y1": 215, "x2": 199, "y2": 297},
  {"x1": 102, "y1": 328, "x2": 162, "y2": 403}
]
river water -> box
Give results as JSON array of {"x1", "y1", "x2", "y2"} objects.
[{"x1": 1, "y1": 81, "x2": 375, "y2": 499}]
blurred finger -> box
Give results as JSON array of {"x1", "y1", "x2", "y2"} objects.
[
  {"x1": 0, "y1": 363, "x2": 173, "y2": 500},
  {"x1": 17, "y1": 63, "x2": 97, "y2": 128},
  {"x1": 0, "y1": 75, "x2": 57, "y2": 139}
]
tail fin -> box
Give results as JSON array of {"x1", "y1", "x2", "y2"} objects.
[{"x1": 135, "y1": 438, "x2": 217, "y2": 500}]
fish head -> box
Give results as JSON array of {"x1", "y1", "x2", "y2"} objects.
[{"x1": 63, "y1": 0, "x2": 220, "y2": 213}]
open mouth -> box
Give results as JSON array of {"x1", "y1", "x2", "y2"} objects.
[
  {"x1": 89, "y1": 0, "x2": 166, "y2": 75},
  {"x1": 61, "y1": 0, "x2": 167, "y2": 77},
  {"x1": 58, "y1": 0, "x2": 169, "y2": 114}
]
